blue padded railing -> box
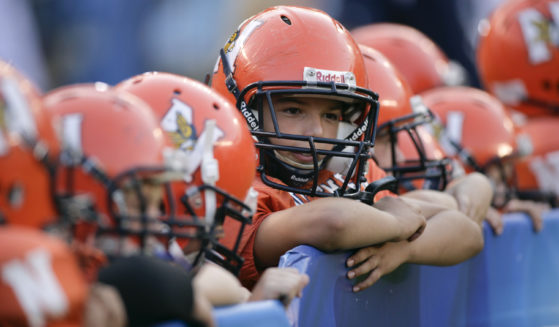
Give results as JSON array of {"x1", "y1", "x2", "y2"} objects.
[
  {"x1": 151, "y1": 300, "x2": 290, "y2": 327},
  {"x1": 152, "y1": 210, "x2": 559, "y2": 327},
  {"x1": 279, "y1": 209, "x2": 559, "y2": 327},
  {"x1": 214, "y1": 300, "x2": 291, "y2": 327}
]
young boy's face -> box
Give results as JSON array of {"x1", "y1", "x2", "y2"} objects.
[
  {"x1": 109, "y1": 179, "x2": 168, "y2": 255},
  {"x1": 122, "y1": 179, "x2": 226, "y2": 257},
  {"x1": 262, "y1": 95, "x2": 344, "y2": 166},
  {"x1": 122, "y1": 180, "x2": 164, "y2": 220}
]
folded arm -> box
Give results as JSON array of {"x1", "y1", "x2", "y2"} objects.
[
  {"x1": 346, "y1": 208, "x2": 484, "y2": 292},
  {"x1": 254, "y1": 196, "x2": 426, "y2": 269},
  {"x1": 445, "y1": 172, "x2": 493, "y2": 226}
]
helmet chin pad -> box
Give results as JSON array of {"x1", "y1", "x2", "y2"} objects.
[{"x1": 325, "y1": 121, "x2": 358, "y2": 176}]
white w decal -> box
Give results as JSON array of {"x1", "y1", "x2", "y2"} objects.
[{"x1": 2, "y1": 249, "x2": 69, "y2": 327}]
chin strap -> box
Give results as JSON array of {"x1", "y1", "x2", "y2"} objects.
[
  {"x1": 220, "y1": 48, "x2": 261, "y2": 132},
  {"x1": 201, "y1": 120, "x2": 219, "y2": 231},
  {"x1": 163, "y1": 119, "x2": 221, "y2": 231},
  {"x1": 220, "y1": 48, "x2": 241, "y2": 101}
]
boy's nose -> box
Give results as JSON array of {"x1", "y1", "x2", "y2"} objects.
[
  {"x1": 145, "y1": 203, "x2": 162, "y2": 219},
  {"x1": 302, "y1": 113, "x2": 324, "y2": 137}
]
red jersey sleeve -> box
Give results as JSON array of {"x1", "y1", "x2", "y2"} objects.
[
  {"x1": 224, "y1": 161, "x2": 394, "y2": 289},
  {"x1": 222, "y1": 176, "x2": 296, "y2": 289}
]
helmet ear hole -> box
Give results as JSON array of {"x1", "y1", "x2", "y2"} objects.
[
  {"x1": 7, "y1": 182, "x2": 24, "y2": 208},
  {"x1": 280, "y1": 15, "x2": 292, "y2": 25}
]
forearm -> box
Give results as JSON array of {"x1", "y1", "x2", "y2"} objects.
[
  {"x1": 302, "y1": 198, "x2": 408, "y2": 251},
  {"x1": 193, "y1": 263, "x2": 249, "y2": 306},
  {"x1": 401, "y1": 190, "x2": 458, "y2": 218},
  {"x1": 446, "y1": 172, "x2": 492, "y2": 200},
  {"x1": 445, "y1": 172, "x2": 493, "y2": 226},
  {"x1": 345, "y1": 208, "x2": 484, "y2": 292},
  {"x1": 255, "y1": 197, "x2": 422, "y2": 267},
  {"x1": 406, "y1": 209, "x2": 484, "y2": 265}
]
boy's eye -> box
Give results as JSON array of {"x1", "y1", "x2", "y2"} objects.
[
  {"x1": 324, "y1": 112, "x2": 341, "y2": 121},
  {"x1": 282, "y1": 107, "x2": 301, "y2": 115}
]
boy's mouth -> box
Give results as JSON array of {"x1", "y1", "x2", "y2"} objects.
[
  {"x1": 292, "y1": 152, "x2": 315, "y2": 163},
  {"x1": 275, "y1": 150, "x2": 324, "y2": 169}
]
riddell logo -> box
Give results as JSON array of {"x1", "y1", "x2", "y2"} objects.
[
  {"x1": 303, "y1": 67, "x2": 356, "y2": 88},
  {"x1": 240, "y1": 101, "x2": 258, "y2": 131},
  {"x1": 291, "y1": 175, "x2": 309, "y2": 183},
  {"x1": 316, "y1": 71, "x2": 345, "y2": 83},
  {"x1": 348, "y1": 119, "x2": 368, "y2": 141}
]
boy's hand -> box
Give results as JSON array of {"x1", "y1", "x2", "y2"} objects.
[
  {"x1": 194, "y1": 263, "x2": 249, "y2": 306},
  {"x1": 485, "y1": 206, "x2": 504, "y2": 235},
  {"x1": 249, "y1": 267, "x2": 310, "y2": 308},
  {"x1": 373, "y1": 196, "x2": 426, "y2": 242},
  {"x1": 503, "y1": 199, "x2": 549, "y2": 233},
  {"x1": 345, "y1": 241, "x2": 409, "y2": 292}
]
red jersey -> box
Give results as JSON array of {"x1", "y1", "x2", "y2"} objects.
[
  {"x1": 222, "y1": 159, "x2": 392, "y2": 289},
  {"x1": 0, "y1": 226, "x2": 88, "y2": 327}
]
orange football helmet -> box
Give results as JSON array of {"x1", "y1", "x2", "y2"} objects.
[
  {"x1": 359, "y1": 44, "x2": 452, "y2": 192},
  {"x1": 0, "y1": 226, "x2": 87, "y2": 327},
  {"x1": 43, "y1": 83, "x2": 194, "y2": 259},
  {"x1": 420, "y1": 86, "x2": 528, "y2": 206},
  {"x1": 0, "y1": 60, "x2": 61, "y2": 229},
  {"x1": 477, "y1": 0, "x2": 559, "y2": 117},
  {"x1": 420, "y1": 86, "x2": 522, "y2": 170},
  {"x1": 116, "y1": 72, "x2": 257, "y2": 275},
  {"x1": 514, "y1": 116, "x2": 559, "y2": 206},
  {"x1": 352, "y1": 23, "x2": 467, "y2": 94},
  {"x1": 211, "y1": 6, "x2": 379, "y2": 198}
]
